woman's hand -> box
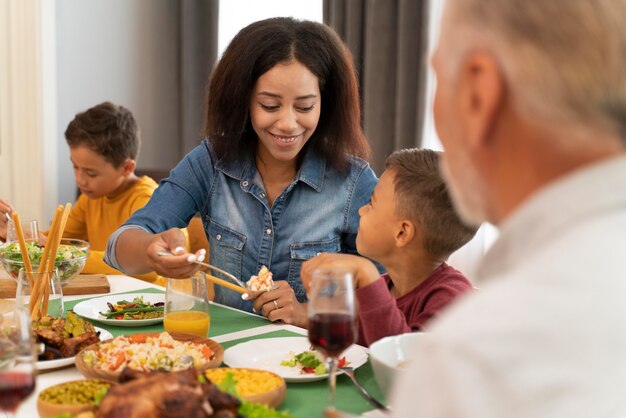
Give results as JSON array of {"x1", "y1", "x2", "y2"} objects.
[
  {"x1": 144, "y1": 228, "x2": 205, "y2": 278},
  {"x1": 0, "y1": 199, "x2": 14, "y2": 242},
  {"x1": 246, "y1": 281, "x2": 308, "y2": 327},
  {"x1": 301, "y1": 253, "x2": 380, "y2": 293}
]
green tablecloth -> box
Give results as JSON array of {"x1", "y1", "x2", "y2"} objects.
[{"x1": 66, "y1": 289, "x2": 388, "y2": 417}]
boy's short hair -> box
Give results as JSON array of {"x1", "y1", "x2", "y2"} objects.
[
  {"x1": 65, "y1": 102, "x2": 139, "y2": 168},
  {"x1": 385, "y1": 148, "x2": 478, "y2": 258}
]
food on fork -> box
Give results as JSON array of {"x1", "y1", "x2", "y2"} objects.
[{"x1": 246, "y1": 265, "x2": 274, "y2": 292}]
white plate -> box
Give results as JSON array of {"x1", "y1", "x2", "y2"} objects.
[
  {"x1": 73, "y1": 293, "x2": 165, "y2": 327},
  {"x1": 36, "y1": 327, "x2": 112, "y2": 370},
  {"x1": 223, "y1": 336, "x2": 368, "y2": 382}
]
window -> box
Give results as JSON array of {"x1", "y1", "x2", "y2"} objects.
[{"x1": 421, "y1": 1, "x2": 499, "y2": 276}]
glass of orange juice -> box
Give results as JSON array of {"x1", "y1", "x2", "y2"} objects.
[{"x1": 164, "y1": 271, "x2": 211, "y2": 337}]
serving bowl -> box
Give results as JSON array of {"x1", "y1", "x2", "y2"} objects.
[
  {"x1": 75, "y1": 332, "x2": 223, "y2": 382},
  {"x1": 37, "y1": 379, "x2": 112, "y2": 418},
  {"x1": 0, "y1": 238, "x2": 89, "y2": 285},
  {"x1": 204, "y1": 367, "x2": 286, "y2": 408},
  {"x1": 369, "y1": 332, "x2": 423, "y2": 397}
]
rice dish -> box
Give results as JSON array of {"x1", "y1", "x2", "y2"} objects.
[{"x1": 82, "y1": 332, "x2": 213, "y2": 373}]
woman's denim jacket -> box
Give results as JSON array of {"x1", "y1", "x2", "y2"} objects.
[{"x1": 105, "y1": 139, "x2": 378, "y2": 312}]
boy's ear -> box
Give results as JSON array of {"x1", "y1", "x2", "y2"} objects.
[
  {"x1": 395, "y1": 220, "x2": 416, "y2": 248},
  {"x1": 121, "y1": 159, "x2": 136, "y2": 177}
]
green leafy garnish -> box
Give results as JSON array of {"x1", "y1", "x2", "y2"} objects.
[
  {"x1": 294, "y1": 351, "x2": 322, "y2": 368},
  {"x1": 216, "y1": 372, "x2": 293, "y2": 418},
  {"x1": 218, "y1": 371, "x2": 239, "y2": 397},
  {"x1": 239, "y1": 401, "x2": 294, "y2": 418},
  {"x1": 281, "y1": 350, "x2": 327, "y2": 374}
]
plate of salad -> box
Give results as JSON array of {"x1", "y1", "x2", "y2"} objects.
[
  {"x1": 73, "y1": 293, "x2": 165, "y2": 327},
  {"x1": 222, "y1": 337, "x2": 368, "y2": 382}
]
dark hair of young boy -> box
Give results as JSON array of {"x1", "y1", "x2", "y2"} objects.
[
  {"x1": 385, "y1": 148, "x2": 478, "y2": 258},
  {"x1": 205, "y1": 17, "x2": 370, "y2": 171},
  {"x1": 65, "y1": 102, "x2": 139, "y2": 168}
]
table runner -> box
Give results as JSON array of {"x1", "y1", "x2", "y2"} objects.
[{"x1": 65, "y1": 289, "x2": 388, "y2": 417}]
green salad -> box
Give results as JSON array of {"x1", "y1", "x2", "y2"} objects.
[
  {"x1": 0, "y1": 241, "x2": 87, "y2": 283},
  {"x1": 281, "y1": 350, "x2": 327, "y2": 375}
]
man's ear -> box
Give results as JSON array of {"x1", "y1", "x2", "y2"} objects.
[
  {"x1": 457, "y1": 51, "x2": 506, "y2": 149},
  {"x1": 121, "y1": 159, "x2": 136, "y2": 177},
  {"x1": 395, "y1": 220, "x2": 416, "y2": 248}
]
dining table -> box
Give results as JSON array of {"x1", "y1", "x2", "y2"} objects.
[{"x1": 15, "y1": 274, "x2": 388, "y2": 418}]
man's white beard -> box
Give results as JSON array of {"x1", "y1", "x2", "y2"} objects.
[{"x1": 440, "y1": 155, "x2": 489, "y2": 228}]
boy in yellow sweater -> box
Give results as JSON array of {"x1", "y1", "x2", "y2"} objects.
[{"x1": 0, "y1": 102, "x2": 162, "y2": 284}]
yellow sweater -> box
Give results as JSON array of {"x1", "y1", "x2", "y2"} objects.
[{"x1": 62, "y1": 176, "x2": 165, "y2": 285}]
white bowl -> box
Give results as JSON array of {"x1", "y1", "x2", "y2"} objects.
[{"x1": 369, "y1": 333, "x2": 423, "y2": 397}]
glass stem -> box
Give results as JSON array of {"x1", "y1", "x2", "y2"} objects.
[{"x1": 327, "y1": 356, "x2": 337, "y2": 410}]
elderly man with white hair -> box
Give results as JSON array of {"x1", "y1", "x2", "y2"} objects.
[{"x1": 390, "y1": 1, "x2": 626, "y2": 417}]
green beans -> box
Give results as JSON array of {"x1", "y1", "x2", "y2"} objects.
[
  {"x1": 39, "y1": 380, "x2": 111, "y2": 405},
  {"x1": 99, "y1": 306, "x2": 164, "y2": 318}
]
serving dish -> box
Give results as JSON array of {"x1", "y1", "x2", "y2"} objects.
[
  {"x1": 204, "y1": 367, "x2": 286, "y2": 408},
  {"x1": 37, "y1": 379, "x2": 113, "y2": 418},
  {"x1": 75, "y1": 331, "x2": 223, "y2": 382},
  {"x1": 223, "y1": 336, "x2": 368, "y2": 382}
]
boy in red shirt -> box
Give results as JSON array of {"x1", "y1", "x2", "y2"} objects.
[{"x1": 302, "y1": 149, "x2": 477, "y2": 346}]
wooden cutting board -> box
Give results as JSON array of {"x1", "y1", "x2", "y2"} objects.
[{"x1": 0, "y1": 274, "x2": 110, "y2": 298}]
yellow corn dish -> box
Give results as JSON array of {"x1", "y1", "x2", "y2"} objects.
[{"x1": 204, "y1": 368, "x2": 283, "y2": 396}]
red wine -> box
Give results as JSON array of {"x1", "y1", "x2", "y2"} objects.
[
  {"x1": 309, "y1": 313, "x2": 356, "y2": 357},
  {"x1": 0, "y1": 372, "x2": 35, "y2": 411}
]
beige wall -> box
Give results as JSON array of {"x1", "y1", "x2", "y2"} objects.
[
  {"x1": 0, "y1": 0, "x2": 186, "y2": 226},
  {"x1": 55, "y1": 0, "x2": 183, "y2": 207}
]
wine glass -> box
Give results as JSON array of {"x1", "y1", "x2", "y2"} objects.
[
  {"x1": 164, "y1": 271, "x2": 211, "y2": 337},
  {"x1": 0, "y1": 305, "x2": 37, "y2": 417},
  {"x1": 307, "y1": 268, "x2": 357, "y2": 411}
]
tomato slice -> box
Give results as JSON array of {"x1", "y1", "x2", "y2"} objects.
[{"x1": 337, "y1": 356, "x2": 347, "y2": 368}]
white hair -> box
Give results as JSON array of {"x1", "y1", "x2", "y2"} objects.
[{"x1": 442, "y1": 0, "x2": 626, "y2": 142}]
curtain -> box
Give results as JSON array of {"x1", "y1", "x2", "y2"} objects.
[
  {"x1": 179, "y1": 0, "x2": 219, "y2": 155},
  {"x1": 324, "y1": 0, "x2": 431, "y2": 174}
]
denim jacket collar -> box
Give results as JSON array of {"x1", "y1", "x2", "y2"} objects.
[{"x1": 213, "y1": 143, "x2": 325, "y2": 193}]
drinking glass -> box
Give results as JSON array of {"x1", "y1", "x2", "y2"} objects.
[
  {"x1": 16, "y1": 268, "x2": 64, "y2": 318},
  {"x1": 164, "y1": 271, "x2": 211, "y2": 337},
  {"x1": 0, "y1": 305, "x2": 37, "y2": 417},
  {"x1": 307, "y1": 268, "x2": 357, "y2": 411},
  {"x1": 6, "y1": 219, "x2": 39, "y2": 244}
]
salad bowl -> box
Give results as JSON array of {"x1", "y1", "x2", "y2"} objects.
[{"x1": 0, "y1": 238, "x2": 89, "y2": 285}]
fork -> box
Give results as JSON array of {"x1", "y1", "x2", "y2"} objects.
[
  {"x1": 340, "y1": 366, "x2": 389, "y2": 412},
  {"x1": 156, "y1": 250, "x2": 247, "y2": 288}
]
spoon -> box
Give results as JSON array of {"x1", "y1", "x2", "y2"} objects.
[{"x1": 340, "y1": 366, "x2": 389, "y2": 412}]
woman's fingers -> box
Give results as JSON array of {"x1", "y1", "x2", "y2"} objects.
[{"x1": 145, "y1": 229, "x2": 200, "y2": 278}]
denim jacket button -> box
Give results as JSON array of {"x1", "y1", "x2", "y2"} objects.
[
  {"x1": 242, "y1": 180, "x2": 249, "y2": 187},
  {"x1": 260, "y1": 192, "x2": 266, "y2": 198},
  {"x1": 216, "y1": 234, "x2": 222, "y2": 240},
  {"x1": 266, "y1": 229, "x2": 272, "y2": 235}
]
